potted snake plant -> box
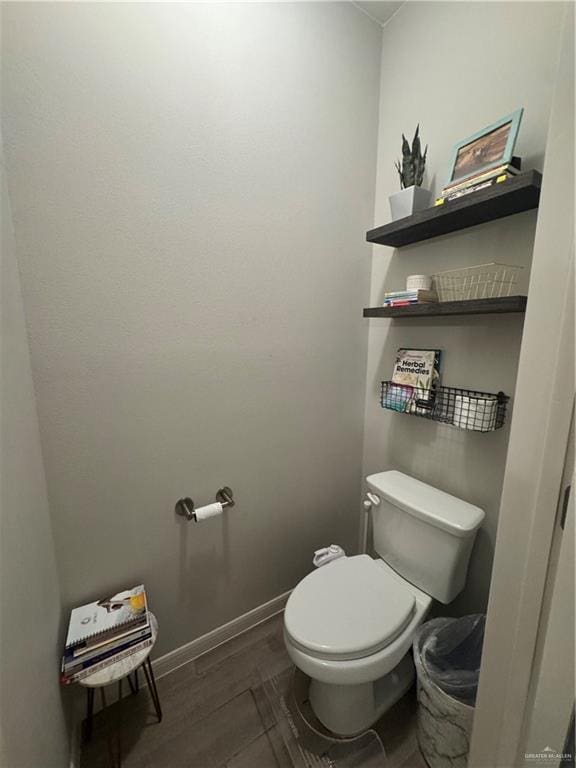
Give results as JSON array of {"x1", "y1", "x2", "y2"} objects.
[{"x1": 390, "y1": 125, "x2": 430, "y2": 220}]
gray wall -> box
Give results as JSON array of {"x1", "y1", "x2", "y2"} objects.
[
  {"x1": 1, "y1": 2, "x2": 381, "y2": 657},
  {"x1": 363, "y1": 1, "x2": 565, "y2": 613},
  {"x1": 0, "y1": 144, "x2": 69, "y2": 766}
]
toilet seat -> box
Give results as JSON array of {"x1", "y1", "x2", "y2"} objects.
[{"x1": 284, "y1": 555, "x2": 415, "y2": 661}]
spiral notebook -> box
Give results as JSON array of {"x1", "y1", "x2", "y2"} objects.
[{"x1": 65, "y1": 584, "x2": 149, "y2": 650}]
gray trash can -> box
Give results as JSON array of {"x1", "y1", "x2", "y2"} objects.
[{"x1": 413, "y1": 615, "x2": 485, "y2": 768}]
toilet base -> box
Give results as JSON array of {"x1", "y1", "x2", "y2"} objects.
[{"x1": 308, "y1": 653, "x2": 415, "y2": 736}]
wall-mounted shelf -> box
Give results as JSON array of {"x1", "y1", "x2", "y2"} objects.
[
  {"x1": 364, "y1": 295, "x2": 527, "y2": 319},
  {"x1": 381, "y1": 382, "x2": 509, "y2": 432},
  {"x1": 366, "y1": 171, "x2": 542, "y2": 248}
]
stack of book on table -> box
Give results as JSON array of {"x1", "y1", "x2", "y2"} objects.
[
  {"x1": 436, "y1": 156, "x2": 522, "y2": 204},
  {"x1": 383, "y1": 289, "x2": 437, "y2": 307},
  {"x1": 61, "y1": 584, "x2": 152, "y2": 684}
]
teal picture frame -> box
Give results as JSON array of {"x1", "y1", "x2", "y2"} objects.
[{"x1": 445, "y1": 108, "x2": 524, "y2": 188}]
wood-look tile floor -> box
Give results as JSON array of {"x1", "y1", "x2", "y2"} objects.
[{"x1": 80, "y1": 613, "x2": 427, "y2": 768}]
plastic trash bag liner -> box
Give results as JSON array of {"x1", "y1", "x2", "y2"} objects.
[{"x1": 414, "y1": 614, "x2": 486, "y2": 706}]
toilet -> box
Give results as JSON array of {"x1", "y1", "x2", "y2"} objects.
[{"x1": 283, "y1": 470, "x2": 484, "y2": 736}]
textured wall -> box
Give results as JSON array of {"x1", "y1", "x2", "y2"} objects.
[
  {"x1": 1, "y1": 2, "x2": 381, "y2": 656},
  {"x1": 0, "y1": 144, "x2": 69, "y2": 766},
  {"x1": 363, "y1": 1, "x2": 565, "y2": 614}
]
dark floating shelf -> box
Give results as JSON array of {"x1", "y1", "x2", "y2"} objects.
[
  {"x1": 367, "y1": 170, "x2": 542, "y2": 248},
  {"x1": 363, "y1": 295, "x2": 527, "y2": 319}
]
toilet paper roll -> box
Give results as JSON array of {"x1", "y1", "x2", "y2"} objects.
[
  {"x1": 193, "y1": 502, "x2": 223, "y2": 522},
  {"x1": 453, "y1": 395, "x2": 497, "y2": 431}
]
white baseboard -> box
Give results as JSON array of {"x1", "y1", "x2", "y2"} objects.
[{"x1": 151, "y1": 590, "x2": 290, "y2": 680}]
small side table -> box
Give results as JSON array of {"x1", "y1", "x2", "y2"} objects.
[{"x1": 80, "y1": 613, "x2": 162, "y2": 765}]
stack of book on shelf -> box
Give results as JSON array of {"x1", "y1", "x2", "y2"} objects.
[
  {"x1": 383, "y1": 289, "x2": 437, "y2": 307},
  {"x1": 436, "y1": 156, "x2": 522, "y2": 205},
  {"x1": 61, "y1": 584, "x2": 152, "y2": 684}
]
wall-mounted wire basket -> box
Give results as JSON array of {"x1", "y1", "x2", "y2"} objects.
[
  {"x1": 380, "y1": 381, "x2": 509, "y2": 432},
  {"x1": 432, "y1": 263, "x2": 523, "y2": 302}
]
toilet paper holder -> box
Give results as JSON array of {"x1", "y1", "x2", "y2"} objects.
[{"x1": 175, "y1": 486, "x2": 235, "y2": 521}]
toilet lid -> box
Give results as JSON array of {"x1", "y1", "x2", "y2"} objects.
[{"x1": 285, "y1": 555, "x2": 415, "y2": 661}]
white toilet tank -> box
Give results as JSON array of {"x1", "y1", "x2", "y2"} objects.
[{"x1": 367, "y1": 471, "x2": 484, "y2": 604}]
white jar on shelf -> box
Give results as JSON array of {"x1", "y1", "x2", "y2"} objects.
[{"x1": 406, "y1": 274, "x2": 432, "y2": 292}]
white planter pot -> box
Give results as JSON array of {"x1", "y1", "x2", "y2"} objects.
[{"x1": 389, "y1": 185, "x2": 431, "y2": 221}]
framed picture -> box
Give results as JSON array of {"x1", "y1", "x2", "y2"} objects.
[{"x1": 445, "y1": 108, "x2": 523, "y2": 188}]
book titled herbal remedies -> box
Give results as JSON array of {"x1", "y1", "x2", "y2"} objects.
[{"x1": 389, "y1": 348, "x2": 442, "y2": 413}]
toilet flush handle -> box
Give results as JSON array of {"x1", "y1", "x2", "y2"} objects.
[{"x1": 361, "y1": 492, "x2": 380, "y2": 553}]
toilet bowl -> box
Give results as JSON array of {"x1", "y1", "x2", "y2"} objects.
[
  {"x1": 284, "y1": 471, "x2": 484, "y2": 736},
  {"x1": 284, "y1": 555, "x2": 431, "y2": 734}
]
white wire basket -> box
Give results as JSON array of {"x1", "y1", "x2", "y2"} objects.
[{"x1": 432, "y1": 263, "x2": 523, "y2": 302}]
